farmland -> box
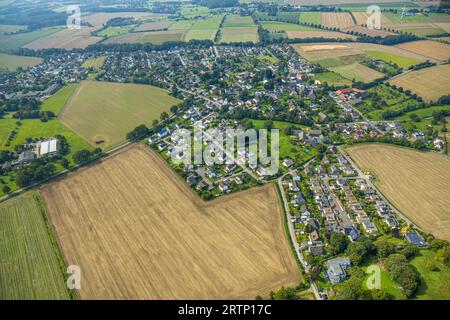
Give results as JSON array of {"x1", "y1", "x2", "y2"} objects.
[
  {"x1": 0, "y1": 28, "x2": 62, "y2": 52},
  {"x1": 220, "y1": 15, "x2": 258, "y2": 43},
  {"x1": 389, "y1": 64, "x2": 450, "y2": 102},
  {"x1": 96, "y1": 25, "x2": 136, "y2": 38},
  {"x1": 347, "y1": 144, "x2": 450, "y2": 242},
  {"x1": 299, "y1": 12, "x2": 321, "y2": 25},
  {"x1": 365, "y1": 50, "x2": 420, "y2": 69},
  {"x1": 286, "y1": 30, "x2": 356, "y2": 40},
  {"x1": 184, "y1": 15, "x2": 223, "y2": 41},
  {"x1": 104, "y1": 30, "x2": 185, "y2": 44},
  {"x1": 0, "y1": 192, "x2": 70, "y2": 300},
  {"x1": 23, "y1": 28, "x2": 102, "y2": 50},
  {"x1": 0, "y1": 24, "x2": 27, "y2": 35},
  {"x1": 59, "y1": 81, "x2": 181, "y2": 149},
  {"x1": 134, "y1": 21, "x2": 173, "y2": 32},
  {"x1": 41, "y1": 145, "x2": 300, "y2": 299},
  {"x1": 329, "y1": 63, "x2": 384, "y2": 83},
  {"x1": 395, "y1": 40, "x2": 450, "y2": 62},
  {"x1": 321, "y1": 12, "x2": 355, "y2": 29},
  {"x1": 313, "y1": 71, "x2": 352, "y2": 87},
  {"x1": 0, "y1": 53, "x2": 42, "y2": 71}
]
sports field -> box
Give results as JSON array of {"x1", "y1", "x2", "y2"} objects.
[
  {"x1": 347, "y1": 144, "x2": 450, "y2": 241},
  {"x1": 389, "y1": 64, "x2": 450, "y2": 102},
  {"x1": 0, "y1": 192, "x2": 70, "y2": 300},
  {"x1": 0, "y1": 53, "x2": 42, "y2": 71},
  {"x1": 59, "y1": 81, "x2": 181, "y2": 149},
  {"x1": 41, "y1": 145, "x2": 300, "y2": 299}
]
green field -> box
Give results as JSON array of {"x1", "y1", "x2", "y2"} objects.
[
  {"x1": 0, "y1": 28, "x2": 62, "y2": 52},
  {"x1": 138, "y1": 31, "x2": 185, "y2": 44},
  {"x1": 299, "y1": 12, "x2": 321, "y2": 25},
  {"x1": 179, "y1": 5, "x2": 211, "y2": 18},
  {"x1": 97, "y1": 25, "x2": 135, "y2": 38},
  {"x1": 0, "y1": 24, "x2": 27, "y2": 35},
  {"x1": 393, "y1": 105, "x2": 450, "y2": 121},
  {"x1": 314, "y1": 71, "x2": 352, "y2": 87},
  {"x1": 81, "y1": 56, "x2": 107, "y2": 69},
  {"x1": 362, "y1": 263, "x2": 406, "y2": 300},
  {"x1": 168, "y1": 20, "x2": 194, "y2": 31},
  {"x1": 251, "y1": 119, "x2": 317, "y2": 166},
  {"x1": 40, "y1": 84, "x2": 79, "y2": 115},
  {"x1": 254, "y1": 11, "x2": 300, "y2": 24},
  {"x1": 315, "y1": 58, "x2": 347, "y2": 68},
  {"x1": 0, "y1": 192, "x2": 70, "y2": 300},
  {"x1": 261, "y1": 21, "x2": 320, "y2": 32},
  {"x1": 365, "y1": 50, "x2": 420, "y2": 69},
  {"x1": 220, "y1": 16, "x2": 258, "y2": 43},
  {"x1": 223, "y1": 15, "x2": 255, "y2": 28},
  {"x1": 184, "y1": 15, "x2": 223, "y2": 41},
  {"x1": 401, "y1": 28, "x2": 446, "y2": 37},
  {"x1": 411, "y1": 250, "x2": 450, "y2": 300},
  {"x1": 59, "y1": 81, "x2": 181, "y2": 149},
  {"x1": 0, "y1": 53, "x2": 42, "y2": 71}
]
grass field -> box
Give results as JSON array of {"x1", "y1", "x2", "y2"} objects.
[
  {"x1": 0, "y1": 24, "x2": 27, "y2": 35},
  {"x1": 411, "y1": 250, "x2": 450, "y2": 300},
  {"x1": 286, "y1": 30, "x2": 356, "y2": 40},
  {"x1": 0, "y1": 53, "x2": 42, "y2": 71},
  {"x1": 220, "y1": 15, "x2": 258, "y2": 43},
  {"x1": 22, "y1": 27, "x2": 102, "y2": 50},
  {"x1": 184, "y1": 15, "x2": 223, "y2": 41},
  {"x1": 299, "y1": 12, "x2": 321, "y2": 25},
  {"x1": 314, "y1": 71, "x2": 352, "y2": 87},
  {"x1": 395, "y1": 40, "x2": 450, "y2": 62},
  {"x1": 347, "y1": 144, "x2": 450, "y2": 241},
  {"x1": 104, "y1": 30, "x2": 185, "y2": 45},
  {"x1": 362, "y1": 262, "x2": 406, "y2": 300},
  {"x1": 0, "y1": 28, "x2": 62, "y2": 52},
  {"x1": 41, "y1": 144, "x2": 300, "y2": 299},
  {"x1": 329, "y1": 62, "x2": 384, "y2": 83},
  {"x1": 365, "y1": 50, "x2": 420, "y2": 69},
  {"x1": 389, "y1": 64, "x2": 450, "y2": 103},
  {"x1": 96, "y1": 25, "x2": 135, "y2": 38},
  {"x1": 40, "y1": 84, "x2": 79, "y2": 115},
  {"x1": 261, "y1": 21, "x2": 319, "y2": 32},
  {"x1": 0, "y1": 192, "x2": 70, "y2": 300},
  {"x1": 134, "y1": 21, "x2": 173, "y2": 32},
  {"x1": 81, "y1": 56, "x2": 107, "y2": 69},
  {"x1": 59, "y1": 81, "x2": 181, "y2": 149}
]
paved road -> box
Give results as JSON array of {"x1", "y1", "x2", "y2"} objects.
[
  {"x1": 337, "y1": 145, "x2": 415, "y2": 226},
  {"x1": 277, "y1": 171, "x2": 322, "y2": 300}
]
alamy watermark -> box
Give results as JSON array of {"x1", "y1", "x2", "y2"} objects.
[
  {"x1": 67, "y1": 5, "x2": 81, "y2": 30},
  {"x1": 169, "y1": 122, "x2": 280, "y2": 176},
  {"x1": 366, "y1": 264, "x2": 381, "y2": 290},
  {"x1": 366, "y1": 5, "x2": 381, "y2": 30},
  {"x1": 67, "y1": 265, "x2": 81, "y2": 290}
]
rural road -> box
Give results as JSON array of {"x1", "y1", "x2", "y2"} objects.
[{"x1": 277, "y1": 172, "x2": 322, "y2": 300}]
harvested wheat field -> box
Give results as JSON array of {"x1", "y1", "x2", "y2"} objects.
[
  {"x1": 347, "y1": 144, "x2": 450, "y2": 241},
  {"x1": 24, "y1": 28, "x2": 102, "y2": 50},
  {"x1": 321, "y1": 12, "x2": 355, "y2": 29},
  {"x1": 389, "y1": 64, "x2": 450, "y2": 102},
  {"x1": 343, "y1": 26, "x2": 395, "y2": 38},
  {"x1": 286, "y1": 31, "x2": 356, "y2": 40},
  {"x1": 395, "y1": 40, "x2": 450, "y2": 61},
  {"x1": 41, "y1": 144, "x2": 300, "y2": 300},
  {"x1": 351, "y1": 12, "x2": 391, "y2": 26}
]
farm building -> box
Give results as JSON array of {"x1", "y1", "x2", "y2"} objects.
[{"x1": 37, "y1": 139, "x2": 58, "y2": 157}]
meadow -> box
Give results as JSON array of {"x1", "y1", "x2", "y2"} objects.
[
  {"x1": 0, "y1": 24, "x2": 27, "y2": 35},
  {"x1": 329, "y1": 63, "x2": 384, "y2": 83},
  {"x1": 365, "y1": 50, "x2": 420, "y2": 69},
  {"x1": 314, "y1": 71, "x2": 352, "y2": 87},
  {"x1": 0, "y1": 192, "x2": 70, "y2": 300},
  {"x1": 41, "y1": 145, "x2": 301, "y2": 299},
  {"x1": 395, "y1": 40, "x2": 450, "y2": 62},
  {"x1": 184, "y1": 15, "x2": 223, "y2": 41},
  {"x1": 347, "y1": 144, "x2": 450, "y2": 241},
  {"x1": 0, "y1": 53, "x2": 42, "y2": 71},
  {"x1": 220, "y1": 15, "x2": 258, "y2": 43},
  {"x1": 0, "y1": 28, "x2": 62, "y2": 52},
  {"x1": 81, "y1": 56, "x2": 107, "y2": 69},
  {"x1": 96, "y1": 25, "x2": 136, "y2": 38},
  {"x1": 59, "y1": 81, "x2": 181, "y2": 149},
  {"x1": 299, "y1": 12, "x2": 321, "y2": 25}
]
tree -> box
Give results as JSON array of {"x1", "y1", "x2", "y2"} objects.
[
  {"x1": 376, "y1": 240, "x2": 396, "y2": 258},
  {"x1": 335, "y1": 277, "x2": 363, "y2": 300},
  {"x1": 329, "y1": 232, "x2": 349, "y2": 255},
  {"x1": 60, "y1": 158, "x2": 70, "y2": 169},
  {"x1": 385, "y1": 254, "x2": 420, "y2": 297},
  {"x1": 371, "y1": 289, "x2": 394, "y2": 300},
  {"x1": 401, "y1": 244, "x2": 419, "y2": 260},
  {"x1": 126, "y1": 124, "x2": 150, "y2": 141},
  {"x1": 270, "y1": 286, "x2": 298, "y2": 300},
  {"x1": 160, "y1": 111, "x2": 169, "y2": 121},
  {"x1": 2, "y1": 185, "x2": 11, "y2": 194},
  {"x1": 170, "y1": 105, "x2": 179, "y2": 114},
  {"x1": 73, "y1": 149, "x2": 92, "y2": 164},
  {"x1": 429, "y1": 239, "x2": 449, "y2": 252}
]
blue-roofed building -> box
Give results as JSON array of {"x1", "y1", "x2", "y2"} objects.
[
  {"x1": 405, "y1": 232, "x2": 427, "y2": 247},
  {"x1": 158, "y1": 128, "x2": 168, "y2": 138},
  {"x1": 345, "y1": 226, "x2": 361, "y2": 242},
  {"x1": 326, "y1": 257, "x2": 351, "y2": 284}
]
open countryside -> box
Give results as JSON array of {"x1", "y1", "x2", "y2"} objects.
[
  {"x1": 41, "y1": 145, "x2": 300, "y2": 299},
  {"x1": 59, "y1": 81, "x2": 181, "y2": 149},
  {"x1": 347, "y1": 144, "x2": 450, "y2": 241}
]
